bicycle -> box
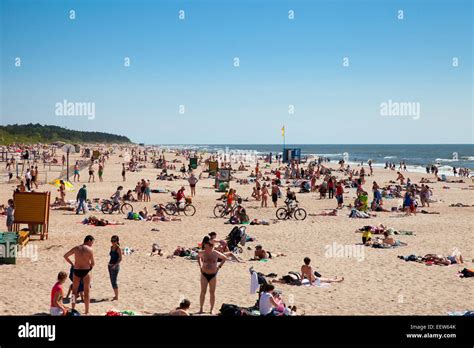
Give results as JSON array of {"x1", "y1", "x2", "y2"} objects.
[
  {"x1": 165, "y1": 200, "x2": 196, "y2": 216},
  {"x1": 101, "y1": 199, "x2": 134, "y2": 215},
  {"x1": 276, "y1": 202, "x2": 307, "y2": 220},
  {"x1": 213, "y1": 193, "x2": 243, "y2": 218}
]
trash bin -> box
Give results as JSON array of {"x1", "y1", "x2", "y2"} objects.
[{"x1": 0, "y1": 232, "x2": 18, "y2": 265}]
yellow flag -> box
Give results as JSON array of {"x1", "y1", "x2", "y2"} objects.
[{"x1": 281, "y1": 126, "x2": 285, "y2": 137}]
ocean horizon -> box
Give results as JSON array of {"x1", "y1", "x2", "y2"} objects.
[{"x1": 152, "y1": 144, "x2": 474, "y2": 172}]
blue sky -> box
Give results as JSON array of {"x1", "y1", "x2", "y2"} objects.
[{"x1": 1, "y1": 0, "x2": 472, "y2": 144}]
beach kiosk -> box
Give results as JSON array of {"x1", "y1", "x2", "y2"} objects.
[
  {"x1": 92, "y1": 150, "x2": 101, "y2": 160},
  {"x1": 216, "y1": 168, "x2": 231, "y2": 191},
  {"x1": 208, "y1": 161, "x2": 218, "y2": 176},
  {"x1": 282, "y1": 148, "x2": 301, "y2": 163},
  {"x1": 13, "y1": 191, "x2": 51, "y2": 240}
]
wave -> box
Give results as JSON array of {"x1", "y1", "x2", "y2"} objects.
[
  {"x1": 383, "y1": 156, "x2": 397, "y2": 159},
  {"x1": 313, "y1": 153, "x2": 344, "y2": 157}
]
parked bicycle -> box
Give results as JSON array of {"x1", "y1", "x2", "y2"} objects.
[
  {"x1": 165, "y1": 199, "x2": 196, "y2": 216},
  {"x1": 213, "y1": 202, "x2": 238, "y2": 218}
]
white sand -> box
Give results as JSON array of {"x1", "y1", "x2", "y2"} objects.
[{"x1": 0, "y1": 148, "x2": 473, "y2": 315}]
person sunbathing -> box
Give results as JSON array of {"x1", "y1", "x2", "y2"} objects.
[
  {"x1": 368, "y1": 232, "x2": 407, "y2": 247},
  {"x1": 419, "y1": 210, "x2": 440, "y2": 214},
  {"x1": 423, "y1": 253, "x2": 464, "y2": 265},
  {"x1": 301, "y1": 257, "x2": 344, "y2": 284},
  {"x1": 420, "y1": 177, "x2": 434, "y2": 184},
  {"x1": 371, "y1": 201, "x2": 390, "y2": 212},
  {"x1": 148, "y1": 204, "x2": 181, "y2": 222},
  {"x1": 250, "y1": 245, "x2": 286, "y2": 260},
  {"x1": 310, "y1": 209, "x2": 337, "y2": 216},
  {"x1": 169, "y1": 299, "x2": 191, "y2": 316}
]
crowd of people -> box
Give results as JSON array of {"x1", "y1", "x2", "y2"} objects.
[{"x1": 2, "y1": 144, "x2": 471, "y2": 316}]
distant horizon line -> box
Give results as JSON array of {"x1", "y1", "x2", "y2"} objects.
[{"x1": 141, "y1": 143, "x2": 474, "y2": 146}]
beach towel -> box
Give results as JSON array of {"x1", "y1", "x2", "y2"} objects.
[
  {"x1": 447, "y1": 310, "x2": 474, "y2": 316},
  {"x1": 250, "y1": 271, "x2": 259, "y2": 294},
  {"x1": 349, "y1": 209, "x2": 370, "y2": 218},
  {"x1": 301, "y1": 279, "x2": 330, "y2": 288}
]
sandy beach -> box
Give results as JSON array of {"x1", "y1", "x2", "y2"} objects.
[{"x1": 0, "y1": 147, "x2": 473, "y2": 316}]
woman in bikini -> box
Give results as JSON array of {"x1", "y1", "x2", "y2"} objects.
[
  {"x1": 197, "y1": 241, "x2": 228, "y2": 314},
  {"x1": 261, "y1": 183, "x2": 269, "y2": 208},
  {"x1": 74, "y1": 161, "x2": 80, "y2": 182}
]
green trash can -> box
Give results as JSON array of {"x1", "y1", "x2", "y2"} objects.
[
  {"x1": 0, "y1": 232, "x2": 18, "y2": 265},
  {"x1": 190, "y1": 157, "x2": 198, "y2": 170},
  {"x1": 218, "y1": 182, "x2": 229, "y2": 192}
]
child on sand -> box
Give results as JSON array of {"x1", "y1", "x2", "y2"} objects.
[
  {"x1": 6, "y1": 199, "x2": 14, "y2": 232},
  {"x1": 50, "y1": 271, "x2": 69, "y2": 316}
]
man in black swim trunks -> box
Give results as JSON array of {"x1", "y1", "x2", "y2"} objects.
[{"x1": 64, "y1": 235, "x2": 95, "y2": 314}]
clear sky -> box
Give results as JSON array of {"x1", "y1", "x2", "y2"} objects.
[{"x1": 1, "y1": 0, "x2": 472, "y2": 144}]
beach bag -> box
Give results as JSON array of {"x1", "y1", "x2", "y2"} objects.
[
  {"x1": 282, "y1": 272, "x2": 302, "y2": 285},
  {"x1": 67, "y1": 309, "x2": 81, "y2": 316},
  {"x1": 256, "y1": 272, "x2": 268, "y2": 286},
  {"x1": 220, "y1": 304, "x2": 243, "y2": 316},
  {"x1": 460, "y1": 268, "x2": 474, "y2": 278}
]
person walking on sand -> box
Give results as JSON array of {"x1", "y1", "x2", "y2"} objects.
[
  {"x1": 64, "y1": 235, "x2": 95, "y2": 315},
  {"x1": 88, "y1": 163, "x2": 95, "y2": 183},
  {"x1": 271, "y1": 181, "x2": 279, "y2": 208},
  {"x1": 25, "y1": 167, "x2": 32, "y2": 191},
  {"x1": 74, "y1": 161, "x2": 80, "y2": 182},
  {"x1": 31, "y1": 166, "x2": 38, "y2": 189},
  {"x1": 108, "y1": 235, "x2": 122, "y2": 301},
  {"x1": 98, "y1": 162, "x2": 104, "y2": 182},
  {"x1": 76, "y1": 185, "x2": 87, "y2": 215},
  {"x1": 198, "y1": 241, "x2": 228, "y2": 314},
  {"x1": 121, "y1": 163, "x2": 126, "y2": 182}
]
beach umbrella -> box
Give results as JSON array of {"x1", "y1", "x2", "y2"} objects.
[{"x1": 49, "y1": 179, "x2": 75, "y2": 191}]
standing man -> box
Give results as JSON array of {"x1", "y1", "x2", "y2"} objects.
[
  {"x1": 25, "y1": 167, "x2": 32, "y2": 191},
  {"x1": 121, "y1": 163, "x2": 126, "y2": 182},
  {"x1": 271, "y1": 180, "x2": 279, "y2": 208},
  {"x1": 76, "y1": 185, "x2": 87, "y2": 215},
  {"x1": 188, "y1": 172, "x2": 198, "y2": 197},
  {"x1": 64, "y1": 235, "x2": 95, "y2": 315}
]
